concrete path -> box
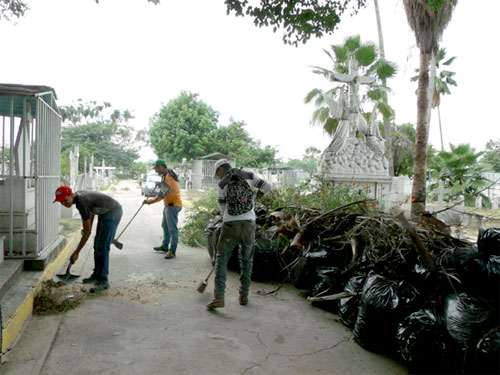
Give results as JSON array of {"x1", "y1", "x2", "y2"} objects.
[{"x1": 0, "y1": 180, "x2": 407, "y2": 375}]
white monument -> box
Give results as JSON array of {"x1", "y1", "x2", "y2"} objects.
[{"x1": 317, "y1": 55, "x2": 392, "y2": 200}]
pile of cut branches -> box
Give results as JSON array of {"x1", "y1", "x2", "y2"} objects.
[{"x1": 267, "y1": 204, "x2": 499, "y2": 375}]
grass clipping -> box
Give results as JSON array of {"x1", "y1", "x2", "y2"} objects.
[{"x1": 33, "y1": 280, "x2": 88, "y2": 315}]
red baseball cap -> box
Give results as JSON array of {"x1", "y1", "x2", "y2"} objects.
[{"x1": 53, "y1": 185, "x2": 73, "y2": 203}]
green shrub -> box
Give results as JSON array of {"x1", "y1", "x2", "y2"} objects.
[
  {"x1": 180, "y1": 189, "x2": 218, "y2": 247},
  {"x1": 180, "y1": 180, "x2": 371, "y2": 247}
]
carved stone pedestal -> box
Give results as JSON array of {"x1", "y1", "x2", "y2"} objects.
[{"x1": 318, "y1": 137, "x2": 392, "y2": 200}]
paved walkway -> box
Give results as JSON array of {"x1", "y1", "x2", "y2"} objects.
[{"x1": 0, "y1": 180, "x2": 407, "y2": 375}]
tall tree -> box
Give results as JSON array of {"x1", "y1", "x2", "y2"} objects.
[
  {"x1": 392, "y1": 122, "x2": 416, "y2": 177},
  {"x1": 211, "y1": 119, "x2": 279, "y2": 167},
  {"x1": 483, "y1": 139, "x2": 500, "y2": 173},
  {"x1": 412, "y1": 47, "x2": 457, "y2": 150},
  {"x1": 282, "y1": 146, "x2": 321, "y2": 175},
  {"x1": 60, "y1": 101, "x2": 140, "y2": 176},
  {"x1": 373, "y1": 0, "x2": 394, "y2": 176},
  {"x1": 0, "y1": 0, "x2": 28, "y2": 21},
  {"x1": 1, "y1": 0, "x2": 159, "y2": 22},
  {"x1": 149, "y1": 91, "x2": 219, "y2": 162},
  {"x1": 149, "y1": 93, "x2": 279, "y2": 166},
  {"x1": 403, "y1": 0, "x2": 457, "y2": 217},
  {"x1": 225, "y1": 0, "x2": 368, "y2": 46}
]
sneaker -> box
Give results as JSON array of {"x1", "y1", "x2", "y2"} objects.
[
  {"x1": 89, "y1": 280, "x2": 109, "y2": 294},
  {"x1": 206, "y1": 297, "x2": 225, "y2": 309},
  {"x1": 239, "y1": 295, "x2": 249, "y2": 306},
  {"x1": 153, "y1": 246, "x2": 168, "y2": 252},
  {"x1": 164, "y1": 251, "x2": 176, "y2": 259},
  {"x1": 82, "y1": 275, "x2": 99, "y2": 284}
]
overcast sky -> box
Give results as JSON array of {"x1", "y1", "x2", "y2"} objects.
[{"x1": 1, "y1": 0, "x2": 498, "y2": 162}]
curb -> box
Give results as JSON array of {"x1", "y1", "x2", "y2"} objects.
[{"x1": 1, "y1": 231, "x2": 81, "y2": 353}]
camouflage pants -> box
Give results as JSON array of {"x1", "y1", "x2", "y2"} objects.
[{"x1": 214, "y1": 220, "x2": 256, "y2": 299}]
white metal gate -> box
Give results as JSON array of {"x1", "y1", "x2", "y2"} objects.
[{"x1": 0, "y1": 85, "x2": 61, "y2": 258}]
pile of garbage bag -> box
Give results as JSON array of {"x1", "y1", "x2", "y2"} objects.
[{"x1": 205, "y1": 204, "x2": 499, "y2": 374}]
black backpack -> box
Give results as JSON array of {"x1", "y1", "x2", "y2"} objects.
[{"x1": 225, "y1": 169, "x2": 254, "y2": 216}]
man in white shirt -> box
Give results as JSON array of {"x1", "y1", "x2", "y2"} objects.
[{"x1": 206, "y1": 159, "x2": 272, "y2": 309}]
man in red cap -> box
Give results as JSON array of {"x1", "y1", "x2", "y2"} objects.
[{"x1": 53, "y1": 185, "x2": 122, "y2": 293}]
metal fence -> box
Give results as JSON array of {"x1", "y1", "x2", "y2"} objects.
[{"x1": 0, "y1": 87, "x2": 61, "y2": 258}]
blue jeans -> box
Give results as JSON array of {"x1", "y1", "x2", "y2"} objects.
[
  {"x1": 162, "y1": 205, "x2": 182, "y2": 253},
  {"x1": 93, "y1": 206, "x2": 122, "y2": 282},
  {"x1": 214, "y1": 220, "x2": 256, "y2": 298}
]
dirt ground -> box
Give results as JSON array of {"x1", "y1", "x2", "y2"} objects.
[{"x1": 0, "y1": 180, "x2": 407, "y2": 375}]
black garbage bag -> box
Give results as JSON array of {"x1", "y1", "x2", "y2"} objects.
[
  {"x1": 478, "y1": 255, "x2": 500, "y2": 299},
  {"x1": 311, "y1": 267, "x2": 342, "y2": 297},
  {"x1": 252, "y1": 225, "x2": 280, "y2": 281},
  {"x1": 396, "y1": 308, "x2": 454, "y2": 374},
  {"x1": 475, "y1": 327, "x2": 500, "y2": 375},
  {"x1": 444, "y1": 293, "x2": 495, "y2": 343},
  {"x1": 477, "y1": 227, "x2": 500, "y2": 256},
  {"x1": 309, "y1": 267, "x2": 342, "y2": 312},
  {"x1": 205, "y1": 215, "x2": 223, "y2": 260},
  {"x1": 254, "y1": 203, "x2": 269, "y2": 226},
  {"x1": 338, "y1": 274, "x2": 366, "y2": 328},
  {"x1": 453, "y1": 248, "x2": 500, "y2": 297},
  {"x1": 291, "y1": 249, "x2": 338, "y2": 290},
  {"x1": 353, "y1": 272, "x2": 412, "y2": 352}
]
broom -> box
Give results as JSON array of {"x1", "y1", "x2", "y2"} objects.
[{"x1": 197, "y1": 265, "x2": 215, "y2": 293}]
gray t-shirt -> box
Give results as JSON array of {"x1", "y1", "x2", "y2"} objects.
[{"x1": 74, "y1": 190, "x2": 121, "y2": 222}]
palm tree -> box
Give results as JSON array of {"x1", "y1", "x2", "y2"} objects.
[
  {"x1": 403, "y1": 0, "x2": 457, "y2": 218},
  {"x1": 373, "y1": 0, "x2": 394, "y2": 176},
  {"x1": 411, "y1": 48, "x2": 457, "y2": 151},
  {"x1": 305, "y1": 35, "x2": 396, "y2": 143}
]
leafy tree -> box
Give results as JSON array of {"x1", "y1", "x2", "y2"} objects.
[
  {"x1": 305, "y1": 35, "x2": 396, "y2": 146},
  {"x1": 149, "y1": 93, "x2": 279, "y2": 167},
  {"x1": 131, "y1": 161, "x2": 150, "y2": 179},
  {"x1": 0, "y1": 0, "x2": 28, "y2": 21},
  {"x1": 225, "y1": 0, "x2": 368, "y2": 46},
  {"x1": 373, "y1": 0, "x2": 395, "y2": 176},
  {"x1": 1, "y1": 0, "x2": 158, "y2": 22},
  {"x1": 149, "y1": 92, "x2": 219, "y2": 162},
  {"x1": 429, "y1": 143, "x2": 492, "y2": 207},
  {"x1": 483, "y1": 139, "x2": 500, "y2": 172},
  {"x1": 210, "y1": 119, "x2": 279, "y2": 167},
  {"x1": 280, "y1": 146, "x2": 320, "y2": 175},
  {"x1": 253, "y1": 144, "x2": 280, "y2": 167},
  {"x1": 411, "y1": 47, "x2": 457, "y2": 150},
  {"x1": 403, "y1": 0, "x2": 457, "y2": 217},
  {"x1": 391, "y1": 123, "x2": 416, "y2": 177},
  {"x1": 60, "y1": 100, "x2": 140, "y2": 177}
]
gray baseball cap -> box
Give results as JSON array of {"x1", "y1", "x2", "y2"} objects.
[{"x1": 214, "y1": 159, "x2": 230, "y2": 175}]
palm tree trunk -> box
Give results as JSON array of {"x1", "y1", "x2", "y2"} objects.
[
  {"x1": 437, "y1": 105, "x2": 444, "y2": 151},
  {"x1": 411, "y1": 51, "x2": 431, "y2": 218},
  {"x1": 374, "y1": 0, "x2": 394, "y2": 176}
]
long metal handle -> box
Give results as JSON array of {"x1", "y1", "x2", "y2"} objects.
[{"x1": 114, "y1": 185, "x2": 157, "y2": 241}]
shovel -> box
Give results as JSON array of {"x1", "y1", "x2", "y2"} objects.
[
  {"x1": 53, "y1": 261, "x2": 80, "y2": 284},
  {"x1": 113, "y1": 185, "x2": 158, "y2": 250}
]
